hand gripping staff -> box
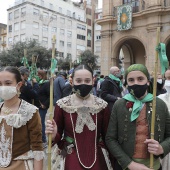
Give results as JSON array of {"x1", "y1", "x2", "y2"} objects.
[
  {"x1": 150, "y1": 27, "x2": 169, "y2": 169},
  {"x1": 48, "y1": 35, "x2": 57, "y2": 170}
]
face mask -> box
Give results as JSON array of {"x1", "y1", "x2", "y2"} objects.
[
  {"x1": 128, "y1": 83, "x2": 148, "y2": 98},
  {"x1": 164, "y1": 80, "x2": 170, "y2": 94},
  {"x1": 157, "y1": 79, "x2": 163, "y2": 84},
  {"x1": 73, "y1": 84, "x2": 93, "y2": 98},
  {"x1": 115, "y1": 72, "x2": 121, "y2": 78},
  {"x1": 0, "y1": 86, "x2": 17, "y2": 100}
]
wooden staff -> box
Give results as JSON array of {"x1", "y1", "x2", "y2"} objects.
[
  {"x1": 24, "y1": 49, "x2": 27, "y2": 67},
  {"x1": 31, "y1": 55, "x2": 36, "y2": 105},
  {"x1": 150, "y1": 27, "x2": 160, "y2": 168},
  {"x1": 48, "y1": 35, "x2": 56, "y2": 170}
]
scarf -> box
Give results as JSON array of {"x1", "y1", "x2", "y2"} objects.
[
  {"x1": 109, "y1": 74, "x2": 122, "y2": 88},
  {"x1": 123, "y1": 93, "x2": 153, "y2": 122},
  {"x1": 39, "y1": 79, "x2": 48, "y2": 85}
]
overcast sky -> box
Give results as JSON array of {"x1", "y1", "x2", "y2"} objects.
[{"x1": 0, "y1": 0, "x2": 102, "y2": 25}]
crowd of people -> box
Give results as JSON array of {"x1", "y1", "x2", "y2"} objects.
[{"x1": 0, "y1": 63, "x2": 170, "y2": 170}]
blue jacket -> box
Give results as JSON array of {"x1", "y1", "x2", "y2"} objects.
[{"x1": 53, "y1": 75, "x2": 66, "y2": 106}]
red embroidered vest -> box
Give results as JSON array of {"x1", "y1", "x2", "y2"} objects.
[{"x1": 133, "y1": 104, "x2": 150, "y2": 159}]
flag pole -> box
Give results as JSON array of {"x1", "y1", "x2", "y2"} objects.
[
  {"x1": 48, "y1": 35, "x2": 56, "y2": 170},
  {"x1": 24, "y1": 49, "x2": 27, "y2": 67},
  {"x1": 150, "y1": 27, "x2": 160, "y2": 169}
]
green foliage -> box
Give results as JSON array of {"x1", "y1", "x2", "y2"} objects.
[
  {"x1": 79, "y1": 50, "x2": 99, "y2": 69},
  {"x1": 57, "y1": 58, "x2": 70, "y2": 71},
  {"x1": 0, "y1": 40, "x2": 52, "y2": 69}
]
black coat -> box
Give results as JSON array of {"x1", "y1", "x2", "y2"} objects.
[
  {"x1": 62, "y1": 83, "x2": 72, "y2": 98},
  {"x1": 20, "y1": 80, "x2": 39, "y2": 104},
  {"x1": 100, "y1": 76, "x2": 122, "y2": 112},
  {"x1": 36, "y1": 81, "x2": 50, "y2": 109}
]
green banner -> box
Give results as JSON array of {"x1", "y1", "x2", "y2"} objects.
[
  {"x1": 157, "y1": 43, "x2": 169, "y2": 75},
  {"x1": 117, "y1": 4, "x2": 132, "y2": 31}
]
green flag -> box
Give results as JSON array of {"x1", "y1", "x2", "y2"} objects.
[{"x1": 157, "y1": 43, "x2": 169, "y2": 75}]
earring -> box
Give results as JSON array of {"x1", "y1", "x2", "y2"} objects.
[{"x1": 17, "y1": 89, "x2": 21, "y2": 97}]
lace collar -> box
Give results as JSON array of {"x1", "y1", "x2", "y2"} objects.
[
  {"x1": 57, "y1": 95, "x2": 108, "y2": 114},
  {"x1": 0, "y1": 100, "x2": 38, "y2": 128}
]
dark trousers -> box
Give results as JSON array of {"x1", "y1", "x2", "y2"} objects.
[{"x1": 39, "y1": 108, "x2": 47, "y2": 143}]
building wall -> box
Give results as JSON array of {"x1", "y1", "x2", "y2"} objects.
[
  {"x1": 0, "y1": 24, "x2": 7, "y2": 52},
  {"x1": 7, "y1": 0, "x2": 88, "y2": 62},
  {"x1": 94, "y1": 8, "x2": 102, "y2": 66},
  {"x1": 97, "y1": 0, "x2": 170, "y2": 75}
]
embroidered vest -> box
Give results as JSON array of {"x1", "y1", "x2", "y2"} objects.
[
  {"x1": 133, "y1": 104, "x2": 150, "y2": 159},
  {"x1": 0, "y1": 119, "x2": 13, "y2": 167}
]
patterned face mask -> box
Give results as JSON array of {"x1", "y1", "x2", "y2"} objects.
[
  {"x1": 128, "y1": 83, "x2": 148, "y2": 98},
  {"x1": 73, "y1": 84, "x2": 93, "y2": 98},
  {"x1": 0, "y1": 86, "x2": 17, "y2": 100}
]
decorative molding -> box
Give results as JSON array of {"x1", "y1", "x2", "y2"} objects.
[{"x1": 146, "y1": 23, "x2": 162, "y2": 32}]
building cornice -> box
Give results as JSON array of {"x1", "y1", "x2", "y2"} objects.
[
  {"x1": 7, "y1": 1, "x2": 86, "y2": 24},
  {"x1": 96, "y1": 6, "x2": 170, "y2": 26}
]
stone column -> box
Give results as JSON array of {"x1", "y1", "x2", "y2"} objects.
[
  {"x1": 145, "y1": 28, "x2": 161, "y2": 74},
  {"x1": 100, "y1": 29, "x2": 114, "y2": 75},
  {"x1": 100, "y1": 0, "x2": 114, "y2": 75},
  {"x1": 102, "y1": 0, "x2": 113, "y2": 17}
]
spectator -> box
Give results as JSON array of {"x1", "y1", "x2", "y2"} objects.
[
  {"x1": 156, "y1": 73, "x2": 166, "y2": 96},
  {"x1": 62, "y1": 73, "x2": 73, "y2": 98},
  {"x1": 158, "y1": 69, "x2": 170, "y2": 169},
  {"x1": 100, "y1": 66, "x2": 122, "y2": 112},
  {"x1": 96, "y1": 74, "x2": 105, "y2": 97},
  {"x1": 19, "y1": 66, "x2": 39, "y2": 105},
  {"x1": 53, "y1": 71, "x2": 67, "y2": 106},
  {"x1": 37, "y1": 70, "x2": 50, "y2": 148},
  {"x1": 93, "y1": 74, "x2": 99, "y2": 96}
]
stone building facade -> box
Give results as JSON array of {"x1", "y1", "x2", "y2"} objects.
[
  {"x1": 7, "y1": 0, "x2": 88, "y2": 63},
  {"x1": 97, "y1": 0, "x2": 170, "y2": 75},
  {"x1": 0, "y1": 24, "x2": 7, "y2": 52}
]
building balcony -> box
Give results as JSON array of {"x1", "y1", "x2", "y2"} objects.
[
  {"x1": 1, "y1": 41, "x2": 7, "y2": 46},
  {"x1": 113, "y1": 0, "x2": 170, "y2": 17},
  {"x1": 97, "y1": 0, "x2": 170, "y2": 25},
  {"x1": 1, "y1": 30, "x2": 7, "y2": 35},
  {"x1": 113, "y1": 0, "x2": 144, "y2": 17}
]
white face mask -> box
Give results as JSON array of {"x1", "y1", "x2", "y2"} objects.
[
  {"x1": 115, "y1": 72, "x2": 121, "y2": 78},
  {"x1": 164, "y1": 80, "x2": 170, "y2": 94},
  {"x1": 0, "y1": 86, "x2": 17, "y2": 100},
  {"x1": 157, "y1": 79, "x2": 163, "y2": 84}
]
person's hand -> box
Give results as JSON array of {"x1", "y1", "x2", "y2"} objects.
[
  {"x1": 144, "y1": 139, "x2": 164, "y2": 155},
  {"x1": 41, "y1": 104, "x2": 46, "y2": 109},
  {"x1": 128, "y1": 161, "x2": 152, "y2": 170},
  {"x1": 21, "y1": 78, "x2": 26, "y2": 85},
  {"x1": 45, "y1": 119, "x2": 57, "y2": 140}
]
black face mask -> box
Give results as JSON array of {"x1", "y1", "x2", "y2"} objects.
[
  {"x1": 128, "y1": 84, "x2": 148, "y2": 98},
  {"x1": 73, "y1": 84, "x2": 93, "y2": 98}
]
